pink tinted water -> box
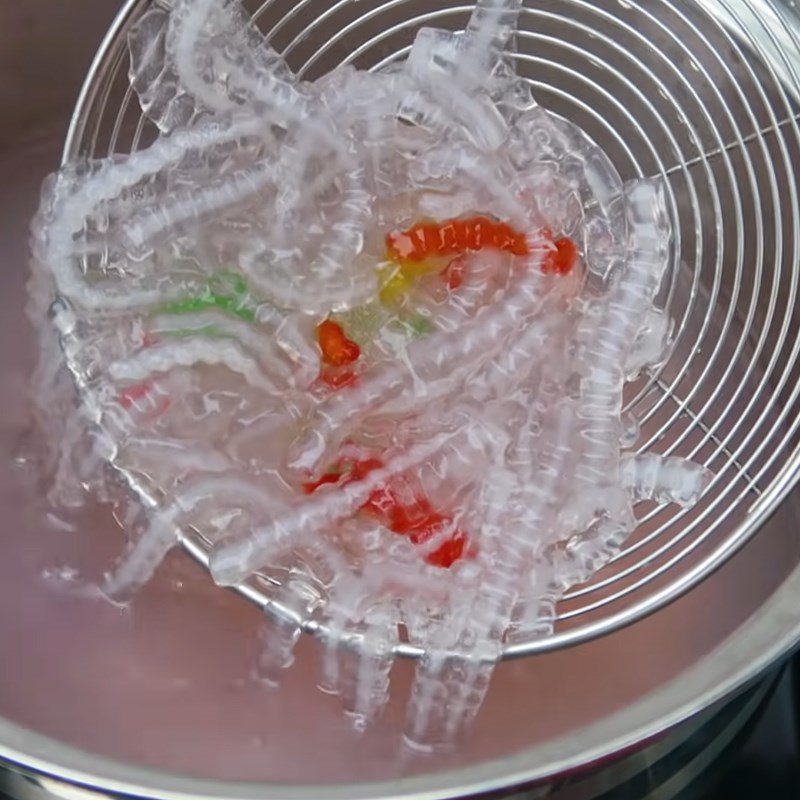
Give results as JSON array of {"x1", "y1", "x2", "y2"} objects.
[{"x1": 0, "y1": 138, "x2": 799, "y2": 785}]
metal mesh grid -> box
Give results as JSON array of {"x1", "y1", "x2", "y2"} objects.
[{"x1": 63, "y1": 0, "x2": 800, "y2": 658}]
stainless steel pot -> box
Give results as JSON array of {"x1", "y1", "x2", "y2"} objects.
[{"x1": 2, "y1": 1, "x2": 800, "y2": 798}]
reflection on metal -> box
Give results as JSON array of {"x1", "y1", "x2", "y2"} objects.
[{"x1": 0, "y1": 672, "x2": 780, "y2": 800}]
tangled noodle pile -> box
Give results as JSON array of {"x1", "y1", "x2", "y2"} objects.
[{"x1": 29, "y1": 0, "x2": 710, "y2": 746}]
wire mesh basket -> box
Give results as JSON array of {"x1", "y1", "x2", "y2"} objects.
[{"x1": 60, "y1": 0, "x2": 800, "y2": 661}]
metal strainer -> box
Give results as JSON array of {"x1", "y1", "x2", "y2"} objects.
[{"x1": 62, "y1": 0, "x2": 800, "y2": 663}]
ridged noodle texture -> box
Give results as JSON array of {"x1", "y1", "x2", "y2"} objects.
[{"x1": 28, "y1": 0, "x2": 710, "y2": 746}]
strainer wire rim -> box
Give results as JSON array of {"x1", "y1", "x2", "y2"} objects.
[{"x1": 60, "y1": 0, "x2": 800, "y2": 660}]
